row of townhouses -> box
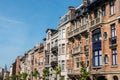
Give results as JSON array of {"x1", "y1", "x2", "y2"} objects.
[
  {"x1": 10, "y1": 0, "x2": 120, "y2": 80},
  {"x1": 0, "y1": 66, "x2": 9, "y2": 80}
]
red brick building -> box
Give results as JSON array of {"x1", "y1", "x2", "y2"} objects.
[{"x1": 67, "y1": 0, "x2": 120, "y2": 80}]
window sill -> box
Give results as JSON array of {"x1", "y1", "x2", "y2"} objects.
[
  {"x1": 92, "y1": 66, "x2": 102, "y2": 69},
  {"x1": 104, "y1": 63, "x2": 109, "y2": 66},
  {"x1": 111, "y1": 65, "x2": 118, "y2": 68},
  {"x1": 109, "y1": 13, "x2": 115, "y2": 17}
]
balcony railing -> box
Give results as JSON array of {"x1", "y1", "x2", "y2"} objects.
[
  {"x1": 67, "y1": 69, "x2": 73, "y2": 74},
  {"x1": 68, "y1": 25, "x2": 88, "y2": 38},
  {"x1": 72, "y1": 46, "x2": 81, "y2": 54},
  {"x1": 109, "y1": 36, "x2": 117, "y2": 48},
  {"x1": 73, "y1": 28, "x2": 79, "y2": 36},
  {"x1": 80, "y1": 24, "x2": 88, "y2": 33},
  {"x1": 90, "y1": 17, "x2": 102, "y2": 28},
  {"x1": 68, "y1": 31, "x2": 74, "y2": 38},
  {"x1": 51, "y1": 46, "x2": 58, "y2": 55},
  {"x1": 51, "y1": 60, "x2": 58, "y2": 68},
  {"x1": 51, "y1": 57, "x2": 57, "y2": 62}
]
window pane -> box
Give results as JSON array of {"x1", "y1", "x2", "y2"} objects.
[
  {"x1": 95, "y1": 51, "x2": 98, "y2": 56},
  {"x1": 62, "y1": 29, "x2": 65, "y2": 38},
  {"x1": 95, "y1": 57, "x2": 98, "y2": 66},
  {"x1": 99, "y1": 56, "x2": 102, "y2": 65}
]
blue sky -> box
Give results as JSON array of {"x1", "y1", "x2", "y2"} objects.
[{"x1": 0, "y1": 0, "x2": 82, "y2": 69}]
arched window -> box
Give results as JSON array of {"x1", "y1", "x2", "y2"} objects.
[
  {"x1": 113, "y1": 76, "x2": 118, "y2": 80},
  {"x1": 92, "y1": 28, "x2": 102, "y2": 67}
]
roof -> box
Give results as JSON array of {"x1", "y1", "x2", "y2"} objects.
[{"x1": 46, "y1": 28, "x2": 57, "y2": 33}]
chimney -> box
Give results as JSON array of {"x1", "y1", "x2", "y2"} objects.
[
  {"x1": 68, "y1": 6, "x2": 75, "y2": 20},
  {"x1": 83, "y1": 0, "x2": 87, "y2": 6}
]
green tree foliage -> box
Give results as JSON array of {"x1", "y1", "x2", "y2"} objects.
[
  {"x1": 55, "y1": 66, "x2": 61, "y2": 80},
  {"x1": 32, "y1": 70, "x2": 39, "y2": 79},
  {"x1": 42, "y1": 68, "x2": 49, "y2": 79},
  {"x1": 55, "y1": 66, "x2": 61, "y2": 75},
  {"x1": 10, "y1": 75, "x2": 16, "y2": 80},
  {"x1": 21, "y1": 72, "x2": 28, "y2": 80},
  {"x1": 80, "y1": 61, "x2": 89, "y2": 80}
]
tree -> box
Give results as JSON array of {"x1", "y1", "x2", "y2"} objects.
[
  {"x1": 80, "y1": 61, "x2": 89, "y2": 80},
  {"x1": 32, "y1": 70, "x2": 39, "y2": 80},
  {"x1": 10, "y1": 75, "x2": 16, "y2": 80},
  {"x1": 42, "y1": 68, "x2": 49, "y2": 80},
  {"x1": 21, "y1": 72, "x2": 28, "y2": 80},
  {"x1": 17, "y1": 74, "x2": 22, "y2": 80},
  {"x1": 55, "y1": 66, "x2": 61, "y2": 80}
]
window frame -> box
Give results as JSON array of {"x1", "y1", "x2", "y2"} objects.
[
  {"x1": 111, "y1": 23, "x2": 116, "y2": 38},
  {"x1": 112, "y1": 49, "x2": 117, "y2": 65},
  {"x1": 110, "y1": 0, "x2": 115, "y2": 15},
  {"x1": 101, "y1": 4, "x2": 106, "y2": 16},
  {"x1": 93, "y1": 50, "x2": 102, "y2": 67},
  {"x1": 74, "y1": 57, "x2": 80, "y2": 69}
]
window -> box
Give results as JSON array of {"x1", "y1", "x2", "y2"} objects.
[
  {"x1": 62, "y1": 29, "x2": 65, "y2": 38},
  {"x1": 92, "y1": 33, "x2": 101, "y2": 42},
  {"x1": 62, "y1": 44, "x2": 65, "y2": 54},
  {"x1": 59, "y1": 45, "x2": 61, "y2": 55},
  {"x1": 74, "y1": 57, "x2": 79, "y2": 68},
  {"x1": 103, "y1": 32, "x2": 107, "y2": 39},
  {"x1": 113, "y1": 76, "x2": 118, "y2": 80},
  {"x1": 111, "y1": 24, "x2": 116, "y2": 37},
  {"x1": 75, "y1": 22, "x2": 78, "y2": 29},
  {"x1": 104, "y1": 55, "x2": 108, "y2": 64},
  {"x1": 93, "y1": 50, "x2": 102, "y2": 67},
  {"x1": 110, "y1": 0, "x2": 115, "y2": 15},
  {"x1": 55, "y1": 40, "x2": 58, "y2": 47},
  {"x1": 94, "y1": 9, "x2": 98, "y2": 18},
  {"x1": 81, "y1": 18, "x2": 84, "y2": 25},
  {"x1": 40, "y1": 57, "x2": 43, "y2": 66},
  {"x1": 112, "y1": 49, "x2": 117, "y2": 65},
  {"x1": 101, "y1": 5, "x2": 106, "y2": 16},
  {"x1": 61, "y1": 60, "x2": 65, "y2": 71}
]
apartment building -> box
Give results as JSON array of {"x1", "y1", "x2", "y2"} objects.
[
  {"x1": 0, "y1": 67, "x2": 4, "y2": 80},
  {"x1": 10, "y1": 44, "x2": 45, "y2": 80},
  {"x1": 44, "y1": 29, "x2": 58, "y2": 80},
  {"x1": 10, "y1": 0, "x2": 120, "y2": 80},
  {"x1": 39, "y1": 44, "x2": 44, "y2": 80},
  {"x1": 58, "y1": 6, "x2": 75, "y2": 80},
  {"x1": 66, "y1": 0, "x2": 120, "y2": 80}
]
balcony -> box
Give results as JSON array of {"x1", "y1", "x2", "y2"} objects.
[
  {"x1": 90, "y1": 17, "x2": 102, "y2": 28},
  {"x1": 51, "y1": 46, "x2": 58, "y2": 55},
  {"x1": 67, "y1": 69, "x2": 73, "y2": 75},
  {"x1": 79, "y1": 24, "x2": 88, "y2": 33},
  {"x1": 72, "y1": 46, "x2": 81, "y2": 55},
  {"x1": 73, "y1": 28, "x2": 80, "y2": 36},
  {"x1": 84, "y1": 45, "x2": 89, "y2": 56},
  {"x1": 67, "y1": 69, "x2": 81, "y2": 79},
  {"x1": 51, "y1": 57, "x2": 57, "y2": 62},
  {"x1": 51, "y1": 61, "x2": 57, "y2": 68},
  {"x1": 68, "y1": 31, "x2": 74, "y2": 38},
  {"x1": 109, "y1": 36, "x2": 117, "y2": 48}
]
